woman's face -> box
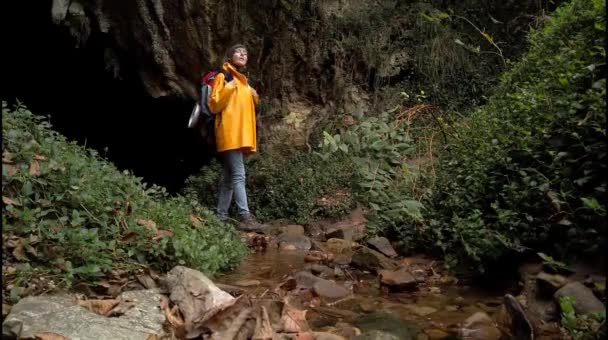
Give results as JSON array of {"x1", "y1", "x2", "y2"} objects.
[{"x1": 231, "y1": 48, "x2": 248, "y2": 67}]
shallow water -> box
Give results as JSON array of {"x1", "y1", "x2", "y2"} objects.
[{"x1": 216, "y1": 246, "x2": 510, "y2": 337}]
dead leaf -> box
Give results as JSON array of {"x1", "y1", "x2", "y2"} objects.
[
  {"x1": 29, "y1": 234, "x2": 41, "y2": 244},
  {"x1": 97, "y1": 279, "x2": 111, "y2": 288},
  {"x1": 2, "y1": 151, "x2": 15, "y2": 163},
  {"x1": 12, "y1": 244, "x2": 28, "y2": 261},
  {"x1": 253, "y1": 306, "x2": 274, "y2": 340},
  {"x1": 107, "y1": 301, "x2": 136, "y2": 317},
  {"x1": 164, "y1": 305, "x2": 186, "y2": 339},
  {"x1": 78, "y1": 298, "x2": 121, "y2": 316},
  {"x1": 281, "y1": 302, "x2": 309, "y2": 333},
  {"x1": 5, "y1": 235, "x2": 22, "y2": 248},
  {"x1": 136, "y1": 274, "x2": 157, "y2": 289},
  {"x1": 153, "y1": 229, "x2": 173, "y2": 240},
  {"x1": 120, "y1": 231, "x2": 138, "y2": 243},
  {"x1": 2, "y1": 196, "x2": 20, "y2": 206},
  {"x1": 34, "y1": 154, "x2": 47, "y2": 161},
  {"x1": 29, "y1": 160, "x2": 41, "y2": 176},
  {"x1": 137, "y1": 219, "x2": 158, "y2": 233},
  {"x1": 146, "y1": 335, "x2": 158, "y2": 340},
  {"x1": 25, "y1": 244, "x2": 38, "y2": 258},
  {"x1": 3, "y1": 164, "x2": 18, "y2": 177},
  {"x1": 34, "y1": 332, "x2": 69, "y2": 340},
  {"x1": 190, "y1": 215, "x2": 203, "y2": 228}
]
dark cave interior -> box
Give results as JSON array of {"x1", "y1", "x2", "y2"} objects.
[{"x1": 1, "y1": 1, "x2": 213, "y2": 193}]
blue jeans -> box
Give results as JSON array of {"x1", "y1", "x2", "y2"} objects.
[{"x1": 216, "y1": 150, "x2": 250, "y2": 220}]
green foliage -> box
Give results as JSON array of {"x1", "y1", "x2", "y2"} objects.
[
  {"x1": 559, "y1": 295, "x2": 606, "y2": 339},
  {"x1": 318, "y1": 105, "x2": 435, "y2": 251},
  {"x1": 2, "y1": 103, "x2": 245, "y2": 287},
  {"x1": 182, "y1": 151, "x2": 356, "y2": 225},
  {"x1": 431, "y1": 0, "x2": 606, "y2": 272},
  {"x1": 247, "y1": 152, "x2": 356, "y2": 225}
]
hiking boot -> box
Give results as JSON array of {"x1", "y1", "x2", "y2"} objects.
[{"x1": 237, "y1": 214, "x2": 269, "y2": 233}]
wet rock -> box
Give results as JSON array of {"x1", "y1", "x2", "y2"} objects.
[
  {"x1": 366, "y1": 237, "x2": 398, "y2": 258},
  {"x1": 295, "y1": 271, "x2": 323, "y2": 289},
  {"x1": 313, "y1": 280, "x2": 351, "y2": 301},
  {"x1": 403, "y1": 304, "x2": 437, "y2": 317},
  {"x1": 333, "y1": 254, "x2": 352, "y2": 266},
  {"x1": 234, "y1": 279, "x2": 261, "y2": 287},
  {"x1": 285, "y1": 224, "x2": 306, "y2": 235},
  {"x1": 354, "y1": 312, "x2": 417, "y2": 340},
  {"x1": 425, "y1": 329, "x2": 451, "y2": 339},
  {"x1": 313, "y1": 331, "x2": 348, "y2": 340},
  {"x1": 536, "y1": 271, "x2": 568, "y2": 297},
  {"x1": 279, "y1": 234, "x2": 312, "y2": 251},
  {"x1": 354, "y1": 330, "x2": 402, "y2": 340},
  {"x1": 501, "y1": 294, "x2": 533, "y2": 340},
  {"x1": 324, "y1": 207, "x2": 367, "y2": 242},
  {"x1": 334, "y1": 267, "x2": 345, "y2": 278},
  {"x1": 326, "y1": 238, "x2": 356, "y2": 254},
  {"x1": 445, "y1": 305, "x2": 459, "y2": 312},
  {"x1": 352, "y1": 247, "x2": 398, "y2": 273},
  {"x1": 2, "y1": 290, "x2": 166, "y2": 340},
  {"x1": 305, "y1": 251, "x2": 334, "y2": 264},
  {"x1": 458, "y1": 312, "x2": 500, "y2": 340},
  {"x1": 554, "y1": 282, "x2": 605, "y2": 315},
  {"x1": 378, "y1": 268, "x2": 417, "y2": 291},
  {"x1": 164, "y1": 265, "x2": 235, "y2": 337},
  {"x1": 307, "y1": 264, "x2": 334, "y2": 277}
]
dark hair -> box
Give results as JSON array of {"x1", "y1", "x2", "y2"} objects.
[{"x1": 225, "y1": 44, "x2": 247, "y2": 61}]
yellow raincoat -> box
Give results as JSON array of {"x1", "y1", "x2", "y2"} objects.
[{"x1": 208, "y1": 62, "x2": 259, "y2": 153}]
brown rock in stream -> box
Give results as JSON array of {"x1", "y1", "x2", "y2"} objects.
[
  {"x1": 284, "y1": 224, "x2": 306, "y2": 235},
  {"x1": 313, "y1": 280, "x2": 351, "y2": 301},
  {"x1": 324, "y1": 207, "x2": 367, "y2": 242},
  {"x1": 378, "y1": 268, "x2": 417, "y2": 291},
  {"x1": 458, "y1": 312, "x2": 501, "y2": 340},
  {"x1": 554, "y1": 282, "x2": 605, "y2": 315},
  {"x1": 278, "y1": 234, "x2": 312, "y2": 251},
  {"x1": 366, "y1": 237, "x2": 398, "y2": 258},
  {"x1": 351, "y1": 247, "x2": 398, "y2": 273},
  {"x1": 536, "y1": 271, "x2": 568, "y2": 297}
]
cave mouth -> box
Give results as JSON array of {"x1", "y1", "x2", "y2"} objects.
[{"x1": 1, "y1": 0, "x2": 214, "y2": 194}]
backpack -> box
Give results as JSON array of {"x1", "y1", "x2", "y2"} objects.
[{"x1": 188, "y1": 69, "x2": 234, "y2": 146}]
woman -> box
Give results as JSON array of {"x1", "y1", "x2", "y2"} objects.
[{"x1": 208, "y1": 44, "x2": 267, "y2": 231}]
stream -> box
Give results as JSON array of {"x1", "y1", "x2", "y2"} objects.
[{"x1": 216, "y1": 237, "x2": 513, "y2": 339}]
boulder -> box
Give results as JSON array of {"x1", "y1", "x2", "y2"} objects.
[
  {"x1": 164, "y1": 266, "x2": 235, "y2": 337},
  {"x1": 324, "y1": 207, "x2": 367, "y2": 242},
  {"x1": 284, "y1": 224, "x2": 306, "y2": 235},
  {"x1": 352, "y1": 247, "x2": 398, "y2": 273},
  {"x1": 458, "y1": 312, "x2": 500, "y2": 340},
  {"x1": 354, "y1": 330, "x2": 402, "y2": 340},
  {"x1": 2, "y1": 290, "x2": 166, "y2": 340},
  {"x1": 378, "y1": 268, "x2": 417, "y2": 291},
  {"x1": 536, "y1": 272, "x2": 568, "y2": 297},
  {"x1": 307, "y1": 264, "x2": 334, "y2": 277},
  {"x1": 353, "y1": 312, "x2": 417, "y2": 340},
  {"x1": 366, "y1": 237, "x2": 398, "y2": 258},
  {"x1": 554, "y1": 282, "x2": 605, "y2": 315},
  {"x1": 295, "y1": 271, "x2": 323, "y2": 289},
  {"x1": 313, "y1": 280, "x2": 351, "y2": 301},
  {"x1": 278, "y1": 234, "x2": 312, "y2": 251},
  {"x1": 326, "y1": 238, "x2": 356, "y2": 254}
]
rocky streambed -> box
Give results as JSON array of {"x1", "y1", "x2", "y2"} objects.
[{"x1": 2, "y1": 209, "x2": 605, "y2": 339}]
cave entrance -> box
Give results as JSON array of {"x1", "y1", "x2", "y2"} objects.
[{"x1": 1, "y1": 0, "x2": 214, "y2": 193}]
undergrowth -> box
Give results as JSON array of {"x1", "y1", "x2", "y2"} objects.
[
  {"x1": 2, "y1": 103, "x2": 246, "y2": 291},
  {"x1": 431, "y1": 0, "x2": 606, "y2": 272}
]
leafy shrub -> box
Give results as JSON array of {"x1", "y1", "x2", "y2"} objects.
[
  {"x1": 2, "y1": 103, "x2": 245, "y2": 286},
  {"x1": 318, "y1": 104, "x2": 435, "y2": 251},
  {"x1": 182, "y1": 151, "x2": 356, "y2": 225},
  {"x1": 559, "y1": 295, "x2": 606, "y2": 340},
  {"x1": 430, "y1": 0, "x2": 606, "y2": 272}
]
